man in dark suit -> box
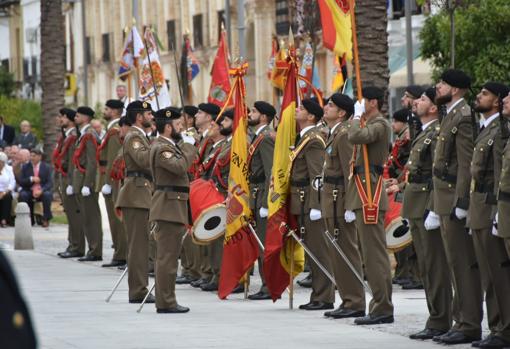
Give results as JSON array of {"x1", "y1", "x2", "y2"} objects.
[
  {"x1": 18, "y1": 148, "x2": 53, "y2": 227},
  {"x1": 0, "y1": 116, "x2": 15, "y2": 147},
  {"x1": 14, "y1": 121, "x2": 37, "y2": 150}
]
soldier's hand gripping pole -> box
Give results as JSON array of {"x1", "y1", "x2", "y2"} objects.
[
  {"x1": 105, "y1": 267, "x2": 128, "y2": 302},
  {"x1": 323, "y1": 230, "x2": 373, "y2": 297}
]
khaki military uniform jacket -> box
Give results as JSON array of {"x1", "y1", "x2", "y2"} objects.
[
  {"x1": 432, "y1": 99, "x2": 473, "y2": 215},
  {"x1": 200, "y1": 139, "x2": 225, "y2": 180},
  {"x1": 402, "y1": 119, "x2": 440, "y2": 219},
  {"x1": 97, "y1": 119, "x2": 122, "y2": 188},
  {"x1": 388, "y1": 125, "x2": 411, "y2": 179},
  {"x1": 116, "y1": 126, "x2": 152, "y2": 209},
  {"x1": 71, "y1": 124, "x2": 99, "y2": 192},
  {"x1": 321, "y1": 120, "x2": 352, "y2": 218},
  {"x1": 498, "y1": 135, "x2": 510, "y2": 238},
  {"x1": 149, "y1": 136, "x2": 196, "y2": 224},
  {"x1": 54, "y1": 128, "x2": 78, "y2": 190},
  {"x1": 289, "y1": 127, "x2": 325, "y2": 216},
  {"x1": 468, "y1": 117, "x2": 503, "y2": 230},
  {"x1": 248, "y1": 125, "x2": 274, "y2": 210},
  {"x1": 212, "y1": 137, "x2": 232, "y2": 195},
  {"x1": 345, "y1": 115, "x2": 391, "y2": 211}
]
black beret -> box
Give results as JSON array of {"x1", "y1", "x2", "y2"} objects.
[
  {"x1": 302, "y1": 98, "x2": 324, "y2": 119},
  {"x1": 222, "y1": 108, "x2": 234, "y2": 120},
  {"x1": 310, "y1": 96, "x2": 329, "y2": 107},
  {"x1": 106, "y1": 99, "x2": 124, "y2": 110},
  {"x1": 393, "y1": 108, "x2": 409, "y2": 123},
  {"x1": 76, "y1": 106, "x2": 95, "y2": 118},
  {"x1": 198, "y1": 103, "x2": 221, "y2": 116},
  {"x1": 254, "y1": 101, "x2": 276, "y2": 118},
  {"x1": 183, "y1": 105, "x2": 199, "y2": 117},
  {"x1": 154, "y1": 107, "x2": 181, "y2": 121},
  {"x1": 440, "y1": 69, "x2": 471, "y2": 89},
  {"x1": 126, "y1": 100, "x2": 153, "y2": 113},
  {"x1": 362, "y1": 86, "x2": 384, "y2": 100},
  {"x1": 60, "y1": 108, "x2": 76, "y2": 121},
  {"x1": 423, "y1": 86, "x2": 436, "y2": 103},
  {"x1": 405, "y1": 85, "x2": 424, "y2": 99},
  {"x1": 329, "y1": 93, "x2": 354, "y2": 115},
  {"x1": 482, "y1": 82, "x2": 510, "y2": 99}
]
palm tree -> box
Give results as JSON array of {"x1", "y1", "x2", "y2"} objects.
[
  {"x1": 40, "y1": 0, "x2": 65, "y2": 160},
  {"x1": 355, "y1": 0, "x2": 390, "y2": 111}
]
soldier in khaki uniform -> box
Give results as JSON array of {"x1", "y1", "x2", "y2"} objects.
[
  {"x1": 395, "y1": 87, "x2": 453, "y2": 340},
  {"x1": 71, "y1": 106, "x2": 103, "y2": 261},
  {"x1": 246, "y1": 101, "x2": 276, "y2": 300},
  {"x1": 321, "y1": 94, "x2": 366, "y2": 319},
  {"x1": 291, "y1": 99, "x2": 334, "y2": 311},
  {"x1": 56, "y1": 108, "x2": 85, "y2": 258},
  {"x1": 432, "y1": 69, "x2": 483, "y2": 345},
  {"x1": 116, "y1": 101, "x2": 155, "y2": 303},
  {"x1": 498, "y1": 90, "x2": 510, "y2": 257},
  {"x1": 149, "y1": 107, "x2": 196, "y2": 313},
  {"x1": 98, "y1": 100, "x2": 127, "y2": 268},
  {"x1": 346, "y1": 87, "x2": 394, "y2": 325},
  {"x1": 468, "y1": 82, "x2": 510, "y2": 349}
]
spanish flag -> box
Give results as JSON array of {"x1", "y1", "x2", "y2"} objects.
[
  {"x1": 331, "y1": 54, "x2": 348, "y2": 92},
  {"x1": 208, "y1": 30, "x2": 232, "y2": 108},
  {"x1": 318, "y1": 0, "x2": 353, "y2": 60},
  {"x1": 263, "y1": 43, "x2": 305, "y2": 302},
  {"x1": 218, "y1": 63, "x2": 259, "y2": 299},
  {"x1": 270, "y1": 43, "x2": 288, "y2": 91}
]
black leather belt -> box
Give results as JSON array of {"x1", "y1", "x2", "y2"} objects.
[
  {"x1": 291, "y1": 178, "x2": 310, "y2": 187},
  {"x1": 474, "y1": 182, "x2": 493, "y2": 193},
  {"x1": 98, "y1": 160, "x2": 107, "y2": 166},
  {"x1": 408, "y1": 173, "x2": 432, "y2": 184},
  {"x1": 499, "y1": 190, "x2": 510, "y2": 203},
  {"x1": 249, "y1": 173, "x2": 265, "y2": 184},
  {"x1": 324, "y1": 175, "x2": 344, "y2": 185},
  {"x1": 155, "y1": 185, "x2": 189, "y2": 193},
  {"x1": 353, "y1": 165, "x2": 383, "y2": 176},
  {"x1": 433, "y1": 168, "x2": 456, "y2": 184},
  {"x1": 126, "y1": 171, "x2": 153, "y2": 181}
]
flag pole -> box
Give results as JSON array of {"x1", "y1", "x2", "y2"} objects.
[
  {"x1": 289, "y1": 239, "x2": 294, "y2": 310},
  {"x1": 142, "y1": 26, "x2": 160, "y2": 110},
  {"x1": 170, "y1": 39, "x2": 185, "y2": 108},
  {"x1": 349, "y1": 0, "x2": 373, "y2": 207}
]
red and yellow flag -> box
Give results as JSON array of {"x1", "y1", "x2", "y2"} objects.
[
  {"x1": 218, "y1": 63, "x2": 259, "y2": 299},
  {"x1": 263, "y1": 43, "x2": 305, "y2": 302},
  {"x1": 331, "y1": 54, "x2": 348, "y2": 92},
  {"x1": 318, "y1": 0, "x2": 353, "y2": 60},
  {"x1": 208, "y1": 30, "x2": 232, "y2": 108},
  {"x1": 270, "y1": 42, "x2": 289, "y2": 90}
]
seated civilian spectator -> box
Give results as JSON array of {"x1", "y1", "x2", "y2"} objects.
[
  {"x1": 6, "y1": 145, "x2": 18, "y2": 166},
  {"x1": 0, "y1": 116, "x2": 16, "y2": 146},
  {"x1": 0, "y1": 152, "x2": 15, "y2": 227},
  {"x1": 13, "y1": 149, "x2": 30, "y2": 184},
  {"x1": 91, "y1": 119, "x2": 106, "y2": 141},
  {"x1": 18, "y1": 148, "x2": 53, "y2": 227},
  {"x1": 14, "y1": 121, "x2": 37, "y2": 150}
]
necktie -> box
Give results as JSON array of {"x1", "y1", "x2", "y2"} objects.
[
  {"x1": 294, "y1": 133, "x2": 301, "y2": 147},
  {"x1": 32, "y1": 164, "x2": 41, "y2": 196}
]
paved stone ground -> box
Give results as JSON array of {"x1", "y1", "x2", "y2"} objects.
[{"x1": 0, "y1": 212, "x2": 489, "y2": 348}]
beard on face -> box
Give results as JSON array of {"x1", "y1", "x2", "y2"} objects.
[
  {"x1": 435, "y1": 93, "x2": 452, "y2": 106},
  {"x1": 473, "y1": 101, "x2": 492, "y2": 113},
  {"x1": 142, "y1": 120, "x2": 152, "y2": 128},
  {"x1": 219, "y1": 126, "x2": 232, "y2": 136},
  {"x1": 171, "y1": 127, "x2": 182, "y2": 142},
  {"x1": 247, "y1": 117, "x2": 259, "y2": 127}
]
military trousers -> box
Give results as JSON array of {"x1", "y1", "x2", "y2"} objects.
[
  {"x1": 472, "y1": 228, "x2": 510, "y2": 341},
  {"x1": 122, "y1": 207, "x2": 149, "y2": 301},
  {"x1": 254, "y1": 208, "x2": 268, "y2": 293},
  {"x1": 324, "y1": 217, "x2": 365, "y2": 311},
  {"x1": 354, "y1": 210, "x2": 394, "y2": 316},
  {"x1": 297, "y1": 215, "x2": 334, "y2": 304},
  {"x1": 505, "y1": 238, "x2": 510, "y2": 259},
  {"x1": 439, "y1": 216, "x2": 482, "y2": 338},
  {"x1": 410, "y1": 218, "x2": 452, "y2": 331},
  {"x1": 180, "y1": 233, "x2": 201, "y2": 279},
  {"x1": 78, "y1": 193, "x2": 103, "y2": 257},
  {"x1": 103, "y1": 193, "x2": 126, "y2": 261},
  {"x1": 154, "y1": 220, "x2": 186, "y2": 309},
  {"x1": 63, "y1": 193, "x2": 85, "y2": 255}
]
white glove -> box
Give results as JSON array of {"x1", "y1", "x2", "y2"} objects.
[
  {"x1": 353, "y1": 99, "x2": 365, "y2": 119},
  {"x1": 424, "y1": 211, "x2": 440, "y2": 231},
  {"x1": 101, "y1": 184, "x2": 112, "y2": 195},
  {"x1": 454, "y1": 207, "x2": 468, "y2": 220},
  {"x1": 259, "y1": 207, "x2": 268, "y2": 218},
  {"x1": 495, "y1": 212, "x2": 499, "y2": 225},
  {"x1": 66, "y1": 185, "x2": 74, "y2": 196},
  {"x1": 81, "y1": 186, "x2": 91, "y2": 197},
  {"x1": 309, "y1": 209, "x2": 322, "y2": 221},
  {"x1": 492, "y1": 212, "x2": 498, "y2": 236},
  {"x1": 182, "y1": 134, "x2": 195, "y2": 145},
  {"x1": 344, "y1": 210, "x2": 356, "y2": 223}
]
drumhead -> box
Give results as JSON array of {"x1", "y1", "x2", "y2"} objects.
[
  {"x1": 386, "y1": 217, "x2": 412, "y2": 252},
  {"x1": 192, "y1": 204, "x2": 227, "y2": 242}
]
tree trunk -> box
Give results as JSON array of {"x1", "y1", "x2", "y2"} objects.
[
  {"x1": 355, "y1": 0, "x2": 390, "y2": 113},
  {"x1": 40, "y1": 0, "x2": 65, "y2": 161}
]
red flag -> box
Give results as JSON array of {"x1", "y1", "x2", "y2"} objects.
[
  {"x1": 218, "y1": 63, "x2": 259, "y2": 299},
  {"x1": 208, "y1": 30, "x2": 232, "y2": 108}
]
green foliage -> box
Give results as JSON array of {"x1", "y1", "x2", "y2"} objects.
[
  {"x1": 420, "y1": 0, "x2": 510, "y2": 88},
  {"x1": 0, "y1": 67, "x2": 15, "y2": 97},
  {"x1": 0, "y1": 96, "x2": 43, "y2": 139}
]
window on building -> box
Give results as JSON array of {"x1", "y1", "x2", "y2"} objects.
[
  {"x1": 217, "y1": 10, "x2": 225, "y2": 41},
  {"x1": 102, "y1": 33, "x2": 111, "y2": 62},
  {"x1": 275, "y1": 0, "x2": 290, "y2": 36},
  {"x1": 193, "y1": 14, "x2": 203, "y2": 48},
  {"x1": 167, "y1": 20, "x2": 176, "y2": 50},
  {"x1": 85, "y1": 36, "x2": 92, "y2": 65}
]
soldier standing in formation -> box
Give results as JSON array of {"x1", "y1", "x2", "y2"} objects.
[{"x1": 499, "y1": 92, "x2": 510, "y2": 258}]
